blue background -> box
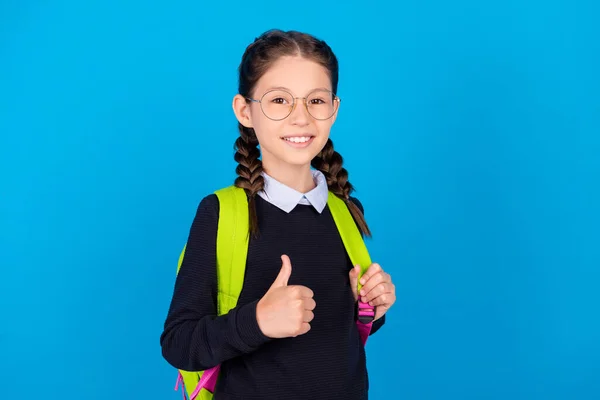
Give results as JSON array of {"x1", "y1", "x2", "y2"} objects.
[{"x1": 1, "y1": 1, "x2": 599, "y2": 399}]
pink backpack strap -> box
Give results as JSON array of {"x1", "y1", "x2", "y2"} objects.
[
  {"x1": 190, "y1": 366, "x2": 220, "y2": 399},
  {"x1": 176, "y1": 306, "x2": 374, "y2": 400},
  {"x1": 174, "y1": 366, "x2": 221, "y2": 400},
  {"x1": 356, "y1": 300, "x2": 375, "y2": 345},
  {"x1": 174, "y1": 373, "x2": 186, "y2": 400}
]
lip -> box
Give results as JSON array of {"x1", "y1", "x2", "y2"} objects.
[
  {"x1": 281, "y1": 134, "x2": 315, "y2": 149},
  {"x1": 281, "y1": 134, "x2": 315, "y2": 138}
]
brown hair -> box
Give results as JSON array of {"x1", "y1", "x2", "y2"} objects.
[{"x1": 234, "y1": 29, "x2": 371, "y2": 237}]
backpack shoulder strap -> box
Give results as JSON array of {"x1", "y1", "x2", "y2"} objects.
[
  {"x1": 176, "y1": 186, "x2": 249, "y2": 314},
  {"x1": 326, "y1": 192, "x2": 372, "y2": 286},
  {"x1": 327, "y1": 192, "x2": 375, "y2": 344},
  {"x1": 213, "y1": 185, "x2": 249, "y2": 315},
  {"x1": 174, "y1": 186, "x2": 250, "y2": 400}
]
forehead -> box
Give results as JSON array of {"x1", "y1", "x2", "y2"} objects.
[{"x1": 254, "y1": 56, "x2": 332, "y2": 97}]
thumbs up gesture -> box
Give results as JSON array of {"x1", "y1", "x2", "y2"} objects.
[{"x1": 256, "y1": 255, "x2": 316, "y2": 338}]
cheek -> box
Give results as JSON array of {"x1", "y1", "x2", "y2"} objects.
[
  {"x1": 314, "y1": 121, "x2": 333, "y2": 141},
  {"x1": 252, "y1": 118, "x2": 285, "y2": 144}
]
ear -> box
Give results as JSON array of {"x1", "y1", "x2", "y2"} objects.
[
  {"x1": 232, "y1": 94, "x2": 253, "y2": 128},
  {"x1": 330, "y1": 97, "x2": 341, "y2": 125}
]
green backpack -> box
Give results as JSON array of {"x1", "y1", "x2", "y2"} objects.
[{"x1": 173, "y1": 185, "x2": 375, "y2": 400}]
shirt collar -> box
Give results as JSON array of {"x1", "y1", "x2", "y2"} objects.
[{"x1": 257, "y1": 170, "x2": 329, "y2": 213}]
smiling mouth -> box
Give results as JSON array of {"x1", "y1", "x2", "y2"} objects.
[
  {"x1": 281, "y1": 136, "x2": 314, "y2": 143},
  {"x1": 280, "y1": 135, "x2": 315, "y2": 149}
]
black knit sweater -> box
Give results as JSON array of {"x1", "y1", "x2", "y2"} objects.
[{"x1": 160, "y1": 194, "x2": 385, "y2": 399}]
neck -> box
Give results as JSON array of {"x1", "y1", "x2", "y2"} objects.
[{"x1": 262, "y1": 160, "x2": 315, "y2": 193}]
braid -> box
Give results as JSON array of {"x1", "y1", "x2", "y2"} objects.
[
  {"x1": 312, "y1": 139, "x2": 371, "y2": 237},
  {"x1": 233, "y1": 123, "x2": 264, "y2": 237},
  {"x1": 234, "y1": 29, "x2": 344, "y2": 236}
]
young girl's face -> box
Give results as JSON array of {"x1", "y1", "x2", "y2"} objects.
[{"x1": 235, "y1": 56, "x2": 339, "y2": 170}]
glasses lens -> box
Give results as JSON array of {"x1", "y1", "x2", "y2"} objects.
[
  {"x1": 307, "y1": 89, "x2": 337, "y2": 120},
  {"x1": 261, "y1": 90, "x2": 294, "y2": 120}
]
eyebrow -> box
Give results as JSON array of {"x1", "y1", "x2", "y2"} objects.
[{"x1": 265, "y1": 86, "x2": 333, "y2": 94}]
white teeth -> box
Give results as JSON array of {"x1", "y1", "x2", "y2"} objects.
[{"x1": 284, "y1": 136, "x2": 312, "y2": 143}]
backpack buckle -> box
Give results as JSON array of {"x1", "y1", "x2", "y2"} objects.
[{"x1": 357, "y1": 301, "x2": 375, "y2": 324}]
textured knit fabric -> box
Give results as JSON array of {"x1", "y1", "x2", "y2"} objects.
[{"x1": 160, "y1": 191, "x2": 385, "y2": 400}]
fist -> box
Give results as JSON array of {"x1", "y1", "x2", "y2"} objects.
[
  {"x1": 349, "y1": 263, "x2": 396, "y2": 321},
  {"x1": 256, "y1": 255, "x2": 316, "y2": 338}
]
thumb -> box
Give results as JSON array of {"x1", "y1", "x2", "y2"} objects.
[
  {"x1": 271, "y1": 254, "x2": 292, "y2": 288},
  {"x1": 349, "y1": 264, "x2": 360, "y2": 302}
]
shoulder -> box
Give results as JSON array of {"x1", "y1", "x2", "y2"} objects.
[
  {"x1": 197, "y1": 193, "x2": 220, "y2": 213},
  {"x1": 194, "y1": 185, "x2": 245, "y2": 217},
  {"x1": 186, "y1": 193, "x2": 219, "y2": 232}
]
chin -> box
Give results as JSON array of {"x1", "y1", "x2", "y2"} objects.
[
  {"x1": 279, "y1": 153, "x2": 318, "y2": 168},
  {"x1": 282, "y1": 137, "x2": 327, "y2": 158},
  {"x1": 261, "y1": 137, "x2": 328, "y2": 169}
]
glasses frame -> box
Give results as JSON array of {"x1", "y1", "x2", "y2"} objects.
[{"x1": 245, "y1": 88, "x2": 341, "y2": 121}]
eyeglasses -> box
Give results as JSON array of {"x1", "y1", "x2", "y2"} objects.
[{"x1": 246, "y1": 88, "x2": 340, "y2": 121}]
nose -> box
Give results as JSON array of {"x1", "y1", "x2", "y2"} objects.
[{"x1": 289, "y1": 98, "x2": 310, "y2": 126}]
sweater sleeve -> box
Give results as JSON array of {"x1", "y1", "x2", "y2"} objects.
[
  {"x1": 160, "y1": 194, "x2": 271, "y2": 371},
  {"x1": 349, "y1": 196, "x2": 387, "y2": 336}
]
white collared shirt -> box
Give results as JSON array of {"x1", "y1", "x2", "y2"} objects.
[{"x1": 257, "y1": 169, "x2": 329, "y2": 213}]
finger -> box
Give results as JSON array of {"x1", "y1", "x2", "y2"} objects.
[
  {"x1": 304, "y1": 297, "x2": 316, "y2": 311},
  {"x1": 303, "y1": 310, "x2": 314, "y2": 323},
  {"x1": 362, "y1": 272, "x2": 391, "y2": 296},
  {"x1": 295, "y1": 322, "x2": 311, "y2": 336},
  {"x1": 271, "y1": 255, "x2": 292, "y2": 288},
  {"x1": 362, "y1": 283, "x2": 393, "y2": 303},
  {"x1": 359, "y1": 263, "x2": 382, "y2": 286},
  {"x1": 360, "y1": 272, "x2": 387, "y2": 297},
  {"x1": 369, "y1": 293, "x2": 395, "y2": 307},
  {"x1": 349, "y1": 264, "x2": 360, "y2": 301},
  {"x1": 296, "y1": 285, "x2": 314, "y2": 298}
]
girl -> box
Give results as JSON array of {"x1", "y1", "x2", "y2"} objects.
[{"x1": 160, "y1": 29, "x2": 397, "y2": 400}]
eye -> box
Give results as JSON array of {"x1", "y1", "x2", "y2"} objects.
[
  {"x1": 309, "y1": 98, "x2": 326, "y2": 105},
  {"x1": 269, "y1": 96, "x2": 293, "y2": 105}
]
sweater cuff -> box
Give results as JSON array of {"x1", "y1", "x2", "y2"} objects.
[
  {"x1": 235, "y1": 300, "x2": 272, "y2": 350},
  {"x1": 370, "y1": 314, "x2": 386, "y2": 335}
]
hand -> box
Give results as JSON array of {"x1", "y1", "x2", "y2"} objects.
[
  {"x1": 349, "y1": 263, "x2": 396, "y2": 321},
  {"x1": 256, "y1": 255, "x2": 316, "y2": 338}
]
